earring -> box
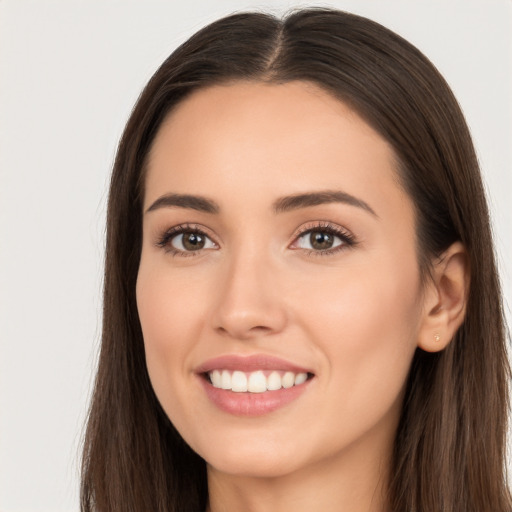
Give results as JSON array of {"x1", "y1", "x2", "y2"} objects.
[{"x1": 434, "y1": 333, "x2": 441, "y2": 342}]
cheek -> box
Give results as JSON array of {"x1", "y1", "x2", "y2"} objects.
[
  {"x1": 298, "y1": 252, "x2": 422, "y2": 337},
  {"x1": 135, "y1": 265, "x2": 207, "y2": 406},
  {"x1": 294, "y1": 255, "x2": 422, "y2": 425},
  {"x1": 137, "y1": 260, "x2": 209, "y2": 344}
]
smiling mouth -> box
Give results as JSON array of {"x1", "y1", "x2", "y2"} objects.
[{"x1": 205, "y1": 370, "x2": 314, "y2": 393}]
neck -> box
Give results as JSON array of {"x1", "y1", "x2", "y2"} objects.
[{"x1": 206, "y1": 435, "x2": 392, "y2": 512}]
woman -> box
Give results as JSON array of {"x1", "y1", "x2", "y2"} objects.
[{"x1": 81, "y1": 7, "x2": 511, "y2": 512}]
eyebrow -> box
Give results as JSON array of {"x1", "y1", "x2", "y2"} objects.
[
  {"x1": 146, "y1": 193, "x2": 220, "y2": 214},
  {"x1": 145, "y1": 190, "x2": 377, "y2": 217},
  {"x1": 272, "y1": 190, "x2": 377, "y2": 217}
]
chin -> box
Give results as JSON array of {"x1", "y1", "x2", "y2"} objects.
[
  {"x1": 206, "y1": 454, "x2": 302, "y2": 479},
  {"x1": 194, "y1": 436, "x2": 309, "y2": 479}
]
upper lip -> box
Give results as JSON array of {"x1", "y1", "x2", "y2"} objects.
[{"x1": 195, "y1": 354, "x2": 313, "y2": 374}]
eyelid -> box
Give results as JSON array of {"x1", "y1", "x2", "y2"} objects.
[
  {"x1": 289, "y1": 221, "x2": 356, "y2": 254},
  {"x1": 155, "y1": 223, "x2": 219, "y2": 256},
  {"x1": 154, "y1": 220, "x2": 356, "y2": 257}
]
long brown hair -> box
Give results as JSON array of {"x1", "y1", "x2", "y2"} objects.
[{"x1": 81, "y1": 8, "x2": 511, "y2": 511}]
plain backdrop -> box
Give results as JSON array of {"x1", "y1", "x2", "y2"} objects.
[{"x1": 0, "y1": 1, "x2": 511, "y2": 511}]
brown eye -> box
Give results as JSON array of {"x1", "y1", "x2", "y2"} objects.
[
  {"x1": 181, "y1": 232, "x2": 205, "y2": 251},
  {"x1": 309, "y1": 231, "x2": 335, "y2": 250},
  {"x1": 295, "y1": 229, "x2": 344, "y2": 252},
  {"x1": 170, "y1": 231, "x2": 216, "y2": 252}
]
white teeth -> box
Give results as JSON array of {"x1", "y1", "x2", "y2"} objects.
[
  {"x1": 282, "y1": 371, "x2": 295, "y2": 389},
  {"x1": 248, "y1": 371, "x2": 267, "y2": 393},
  {"x1": 267, "y1": 371, "x2": 282, "y2": 391},
  {"x1": 231, "y1": 371, "x2": 248, "y2": 392},
  {"x1": 221, "y1": 370, "x2": 231, "y2": 389},
  {"x1": 210, "y1": 370, "x2": 222, "y2": 388},
  {"x1": 294, "y1": 372, "x2": 308, "y2": 385},
  {"x1": 209, "y1": 369, "x2": 309, "y2": 392}
]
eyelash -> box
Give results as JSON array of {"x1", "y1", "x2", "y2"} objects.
[
  {"x1": 155, "y1": 221, "x2": 357, "y2": 258},
  {"x1": 155, "y1": 223, "x2": 214, "y2": 258},
  {"x1": 292, "y1": 221, "x2": 356, "y2": 257}
]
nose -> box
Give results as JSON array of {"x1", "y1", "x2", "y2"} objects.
[{"x1": 210, "y1": 251, "x2": 287, "y2": 340}]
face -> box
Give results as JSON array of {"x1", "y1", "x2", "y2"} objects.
[{"x1": 136, "y1": 81, "x2": 426, "y2": 479}]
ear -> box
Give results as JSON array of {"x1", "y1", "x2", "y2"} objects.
[{"x1": 417, "y1": 242, "x2": 469, "y2": 353}]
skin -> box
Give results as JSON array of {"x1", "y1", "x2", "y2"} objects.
[{"x1": 136, "y1": 81, "x2": 467, "y2": 512}]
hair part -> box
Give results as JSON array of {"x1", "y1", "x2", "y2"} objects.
[{"x1": 81, "y1": 8, "x2": 511, "y2": 511}]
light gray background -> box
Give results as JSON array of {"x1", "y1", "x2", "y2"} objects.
[{"x1": 1, "y1": 1, "x2": 510, "y2": 511}]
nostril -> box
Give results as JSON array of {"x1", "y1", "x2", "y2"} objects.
[
  {"x1": 214, "y1": 324, "x2": 274, "y2": 339},
  {"x1": 249, "y1": 325, "x2": 273, "y2": 333}
]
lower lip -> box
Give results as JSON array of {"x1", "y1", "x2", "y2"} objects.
[{"x1": 199, "y1": 376, "x2": 312, "y2": 416}]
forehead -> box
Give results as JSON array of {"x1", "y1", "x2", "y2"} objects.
[{"x1": 144, "y1": 80, "x2": 409, "y2": 219}]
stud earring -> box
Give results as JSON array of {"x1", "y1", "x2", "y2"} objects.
[{"x1": 434, "y1": 333, "x2": 441, "y2": 342}]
